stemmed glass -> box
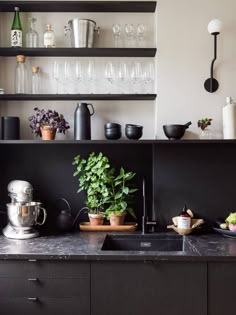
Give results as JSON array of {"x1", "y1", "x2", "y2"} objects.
[
  {"x1": 137, "y1": 23, "x2": 145, "y2": 46},
  {"x1": 75, "y1": 61, "x2": 83, "y2": 93},
  {"x1": 87, "y1": 60, "x2": 96, "y2": 93},
  {"x1": 125, "y1": 24, "x2": 135, "y2": 47},
  {"x1": 112, "y1": 24, "x2": 122, "y2": 47},
  {"x1": 131, "y1": 62, "x2": 143, "y2": 93},
  {"x1": 118, "y1": 62, "x2": 129, "y2": 93},
  {"x1": 143, "y1": 62, "x2": 155, "y2": 93},
  {"x1": 64, "y1": 61, "x2": 75, "y2": 94},
  {"x1": 53, "y1": 61, "x2": 60, "y2": 94},
  {"x1": 105, "y1": 61, "x2": 116, "y2": 92}
]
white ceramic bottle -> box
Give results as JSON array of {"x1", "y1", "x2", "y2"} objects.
[{"x1": 223, "y1": 96, "x2": 236, "y2": 139}]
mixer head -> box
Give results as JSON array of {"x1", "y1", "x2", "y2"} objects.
[{"x1": 8, "y1": 180, "x2": 33, "y2": 203}]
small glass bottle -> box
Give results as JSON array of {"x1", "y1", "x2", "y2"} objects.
[
  {"x1": 26, "y1": 18, "x2": 39, "y2": 48},
  {"x1": 32, "y1": 66, "x2": 40, "y2": 94},
  {"x1": 177, "y1": 205, "x2": 191, "y2": 229},
  {"x1": 15, "y1": 55, "x2": 27, "y2": 94},
  {"x1": 43, "y1": 24, "x2": 55, "y2": 48},
  {"x1": 11, "y1": 7, "x2": 22, "y2": 47}
]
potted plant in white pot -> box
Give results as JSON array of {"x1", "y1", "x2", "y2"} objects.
[
  {"x1": 28, "y1": 107, "x2": 70, "y2": 140},
  {"x1": 73, "y1": 152, "x2": 111, "y2": 226},
  {"x1": 105, "y1": 167, "x2": 137, "y2": 226}
]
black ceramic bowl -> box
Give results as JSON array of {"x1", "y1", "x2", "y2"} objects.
[
  {"x1": 104, "y1": 123, "x2": 121, "y2": 129},
  {"x1": 104, "y1": 123, "x2": 122, "y2": 140},
  {"x1": 125, "y1": 124, "x2": 143, "y2": 140},
  {"x1": 163, "y1": 121, "x2": 192, "y2": 140}
]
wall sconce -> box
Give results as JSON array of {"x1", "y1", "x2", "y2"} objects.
[{"x1": 204, "y1": 19, "x2": 222, "y2": 93}]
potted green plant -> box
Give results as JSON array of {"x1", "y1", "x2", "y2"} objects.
[
  {"x1": 73, "y1": 152, "x2": 111, "y2": 226},
  {"x1": 28, "y1": 107, "x2": 70, "y2": 140},
  {"x1": 105, "y1": 167, "x2": 137, "y2": 226}
]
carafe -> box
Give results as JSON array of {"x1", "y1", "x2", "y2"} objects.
[{"x1": 74, "y1": 103, "x2": 95, "y2": 140}]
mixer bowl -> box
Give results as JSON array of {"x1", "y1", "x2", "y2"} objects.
[{"x1": 6, "y1": 202, "x2": 47, "y2": 228}]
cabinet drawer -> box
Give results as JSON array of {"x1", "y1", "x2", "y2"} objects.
[
  {"x1": 0, "y1": 277, "x2": 89, "y2": 298},
  {"x1": 0, "y1": 297, "x2": 90, "y2": 315},
  {"x1": 0, "y1": 260, "x2": 89, "y2": 278}
]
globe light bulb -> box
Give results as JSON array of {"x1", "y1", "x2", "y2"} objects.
[{"x1": 207, "y1": 19, "x2": 222, "y2": 34}]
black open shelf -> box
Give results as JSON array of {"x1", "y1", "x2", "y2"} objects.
[
  {"x1": 0, "y1": 139, "x2": 234, "y2": 144},
  {"x1": 0, "y1": 94, "x2": 157, "y2": 101},
  {"x1": 0, "y1": 1, "x2": 157, "y2": 12},
  {"x1": 0, "y1": 48, "x2": 156, "y2": 57}
]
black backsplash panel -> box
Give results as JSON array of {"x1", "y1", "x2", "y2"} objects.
[
  {"x1": 1, "y1": 142, "x2": 236, "y2": 233},
  {"x1": 153, "y1": 143, "x2": 236, "y2": 229},
  {"x1": 0, "y1": 144, "x2": 153, "y2": 233}
]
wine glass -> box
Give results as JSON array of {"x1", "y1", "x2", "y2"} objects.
[
  {"x1": 125, "y1": 24, "x2": 135, "y2": 47},
  {"x1": 143, "y1": 62, "x2": 155, "y2": 93},
  {"x1": 112, "y1": 24, "x2": 122, "y2": 47},
  {"x1": 105, "y1": 62, "x2": 115, "y2": 83},
  {"x1": 137, "y1": 24, "x2": 145, "y2": 40},
  {"x1": 87, "y1": 60, "x2": 96, "y2": 93},
  {"x1": 75, "y1": 60, "x2": 83, "y2": 93},
  {"x1": 53, "y1": 61, "x2": 60, "y2": 94},
  {"x1": 130, "y1": 62, "x2": 143, "y2": 93},
  {"x1": 118, "y1": 62, "x2": 129, "y2": 93}
]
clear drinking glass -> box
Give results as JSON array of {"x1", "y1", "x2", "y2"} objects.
[
  {"x1": 112, "y1": 24, "x2": 122, "y2": 47},
  {"x1": 143, "y1": 62, "x2": 155, "y2": 93},
  {"x1": 131, "y1": 62, "x2": 143, "y2": 93},
  {"x1": 75, "y1": 61, "x2": 83, "y2": 93},
  {"x1": 125, "y1": 24, "x2": 135, "y2": 47},
  {"x1": 87, "y1": 60, "x2": 96, "y2": 93},
  {"x1": 53, "y1": 61, "x2": 60, "y2": 94},
  {"x1": 118, "y1": 62, "x2": 129, "y2": 93},
  {"x1": 137, "y1": 24, "x2": 145, "y2": 42},
  {"x1": 26, "y1": 17, "x2": 39, "y2": 48}
]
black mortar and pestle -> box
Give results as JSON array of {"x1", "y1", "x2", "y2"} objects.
[{"x1": 163, "y1": 121, "x2": 192, "y2": 140}]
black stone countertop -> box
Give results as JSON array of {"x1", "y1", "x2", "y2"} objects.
[{"x1": 1, "y1": 231, "x2": 236, "y2": 261}]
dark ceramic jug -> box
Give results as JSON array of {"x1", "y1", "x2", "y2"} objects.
[{"x1": 74, "y1": 102, "x2": 95, "y2": 140}]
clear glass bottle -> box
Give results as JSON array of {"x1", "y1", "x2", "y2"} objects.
[
  {"x1": 26, "y1": 18, "x2": 39, "y2": 48},
  {"x1": 15, "y1": 55, "x2": 27, "y2": 94},
  {"x1": 31, "y1": 66, "x2": 40, "y2": 94},
  {"x1": 43, "y1": 24, "x2": 55, "y2": 48},
  {"x1": 11, "y1": 7, "x2": 22, "y2": 47}
]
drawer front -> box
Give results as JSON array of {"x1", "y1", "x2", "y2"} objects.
[
  {"x1": 0, "y1": 297, "x2": 90, "y2": 315},
  {"x1": 0, "y1": 260, "x2": 90, "y2": 278},
  {"x1": 0, "y1": 277, "x2": 89, "y2": 298}
]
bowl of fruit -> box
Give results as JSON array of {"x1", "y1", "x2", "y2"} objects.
[{"x1": 214, "y1": 213, "x2": 236, "y2": 237}]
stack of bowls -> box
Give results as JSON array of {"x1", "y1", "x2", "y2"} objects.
[
  {"x1": 125, "y1": 124, "x2": 143, "y2": 140},
  {"x1": 104, "y1": 123, "x2": 122, "y2": 140}
]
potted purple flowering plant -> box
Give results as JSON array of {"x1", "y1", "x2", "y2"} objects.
[{"x1": 28, "y1": 107, "x2": 70, "y2": 140}]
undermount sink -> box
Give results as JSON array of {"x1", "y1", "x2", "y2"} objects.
[{"x1": 101, "y1": 234, "x2": 184, "y2": 252}]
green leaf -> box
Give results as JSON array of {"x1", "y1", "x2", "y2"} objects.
[
  {"x1": 120, "y1": 201, "x2": 127, "y2": 210},
  {"x1": 115, "y1": 192, "x2": 122, "y2": 200},
  {"x1": 123, "y1": 187, "x2": 129, "y2": 194}
]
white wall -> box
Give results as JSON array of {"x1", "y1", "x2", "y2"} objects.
[
  {"x1": 1, "y1": 0, "x2": 235, "y2": 140},
  {"x1": 156, "y1": 0, "x2": 236, "y2": 139}
]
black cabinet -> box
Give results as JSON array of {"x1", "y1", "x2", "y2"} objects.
[
  {"x1": 91, "y1": 261, "x2": 207, "y2": 315},
  {"x1": 208, "y1": 262, "x2": 236, "y2": 315},
  {"x1": 0, "y1": 260, "x2": 90, "y2": 315}
]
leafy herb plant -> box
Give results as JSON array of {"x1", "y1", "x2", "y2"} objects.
[
  {"x1": 105, "y1": 167, "x2": 137, "y2": 219},
  {"x1": 73, "y1": 152, "x2": 112, "y2": 214}
]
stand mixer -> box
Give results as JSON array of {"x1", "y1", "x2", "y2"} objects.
[{"x1": 3, "y1": 180, "x2": 47, "y2": 239}]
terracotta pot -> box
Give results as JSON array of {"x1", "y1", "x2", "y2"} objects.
[
  {"x1": 88, "y1": 213, "x2": 104, "y2": 226},
  {"x1": 109, "y1": 213, "x2": 126, "y2": 226},
  {"x1": 40, "y1": 126, "x2": 56, "y2": 140}
]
